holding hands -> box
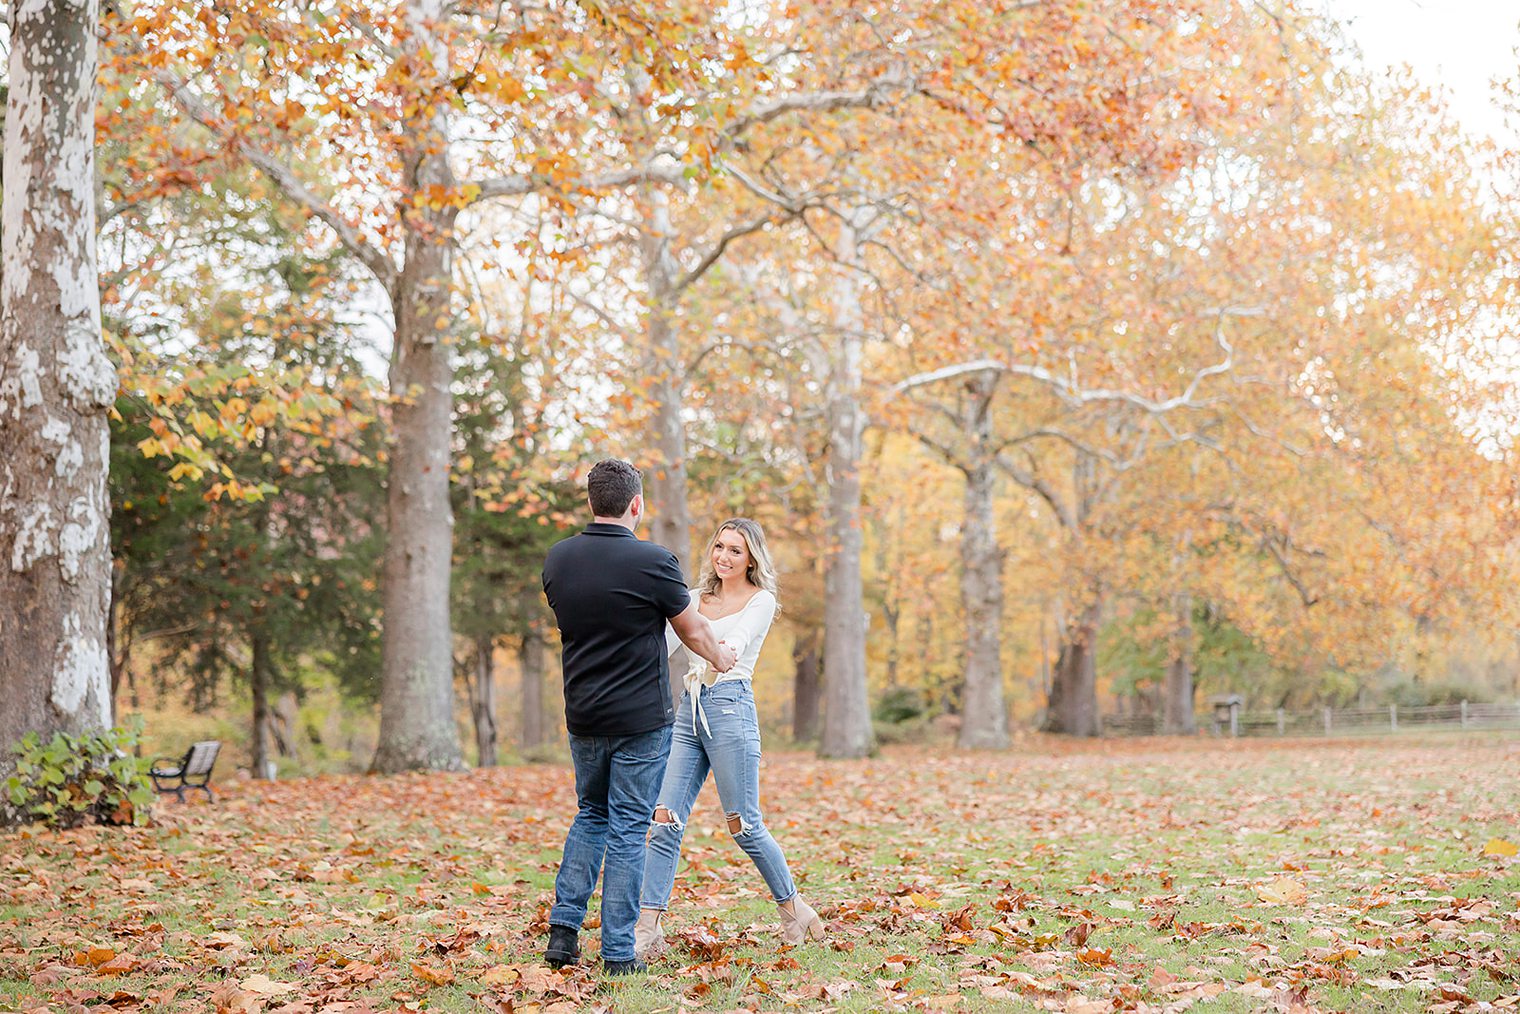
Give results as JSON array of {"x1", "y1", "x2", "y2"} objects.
[
  {"x1": 669, "y1": 598, "x2": 738, "y2": 675},
  {"x1": 712, "y1": 639, "x2": 738, "y2": 673}
]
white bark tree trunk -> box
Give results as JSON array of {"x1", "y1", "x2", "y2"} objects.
[
  {"x1": 819, "y1": 208, "x2": 873, "y2": 759},
  {"x1": 957, "y1": 374, "x2": 1009, "y2": 749},
  {"x1": 519, "y1": 625, "x2": 547, "y2": 750},
  {"x1": 250, "y1": 621, "x2": 273, "y2": 778},
  {"x1": 371, "y1": 0, "x2": 462, "y2": 772},
  {"x1": 1043, "y1": 597, "x2": 1103, "y2": 737},
  {"x1": 1163, "y1": 587, "x2": 1196, "y2": 734},
  {"x1": 640, "y1": 189, "x2": 694, "y2": 577},
  {"x1": 1040, "y1": 455, "x2": 1103, "y2": 736},
  {"x1": 470, "y1": 633, "x2": 497, "y2": 767},
  {"x1": 792, "y1": 627, "x2": 822, "y2": 741},
  {"x1": 0, "y1": 0, "x2": 115, "y2": 776}
]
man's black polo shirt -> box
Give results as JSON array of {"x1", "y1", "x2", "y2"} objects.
[{"x1": 542, "y1": 523, "x2": 691, "y2": 737}]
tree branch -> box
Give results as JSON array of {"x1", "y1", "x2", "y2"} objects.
[
  {"x1": 472, "y1": 163, "x2": 687, "y2": 200},
  {"x1": 684, "y1": 337, "x2": 788, "y2": 379},
  {"x1": 1001, "y1": 426, "x2": 1121, "y2": 466},
  {"x1": 564, "y1": 288, "x2": 633, "y2": 338},
  {"x1": 722, "y1": 162, "x2": 810, "y2": 213},
  {"x1": 1261, "y1": 534, "x2": 1321, "y2": 607},
  {"x1": 912, "y1": 428, "x2": 972, "y2": 478},
  {"x1": 471, "y1": 63, "x2": 922, "y2": 214},
  {"x1": 888, "y1": 307, "x2": 1262, "y2": 412},
  {"x1": 674, "y1": 212, "x2": 790, "y2": 293},
  {"x1": 129, "y1": 36, "x2": 399, "y2": 290},
  {"x1": 721, "y1": 67, "x2": 918, "y2": 140},
  {"x1": 995, "y1": 451, "x2": 1077, "y2": 530},
  {"x1": 1206, "y1": 505, "x2": 1324, "y2": 608}
]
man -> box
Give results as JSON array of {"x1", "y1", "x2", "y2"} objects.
[{"x1": 540, "y1": 458, "x2": 737, "y2": 975}]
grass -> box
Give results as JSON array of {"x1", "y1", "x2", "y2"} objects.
[{"x1": 2, "y1": 734, "x2": 1517, "y2": 1012}]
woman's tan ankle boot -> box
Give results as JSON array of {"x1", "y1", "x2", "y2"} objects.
[
  {"x1": 634, "y1": 908, "x2": 666, "y2": 959},
  {"x1": 778, "y1": 894, "x2": 825, "y2": 944}
]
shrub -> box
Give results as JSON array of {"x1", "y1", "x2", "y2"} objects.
[
  {"x1": 873, "y1": 686, "x2": 925, "y2": 725},
  {"x1": 1390, "y1": 679, "x2": 1492, "y2": 708},
  {"x1": 519, "y1": 741, "x2": 571, "y2": 765},
  {"x1": 872, "y1": 715, "x2": 933, "y2": 745},
  {"x1": 5, "y1": 720, "x2": 155, "y2": 828}
]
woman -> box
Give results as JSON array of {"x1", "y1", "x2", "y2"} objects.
[{"x1": 635, "y1": 518, "x2": 825, "y2": 958}]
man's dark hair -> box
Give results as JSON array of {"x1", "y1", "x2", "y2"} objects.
[{"x1": 587, "y1": 458, "x2": 642, "y2": 518}]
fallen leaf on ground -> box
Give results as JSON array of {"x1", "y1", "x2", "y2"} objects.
[
  {"x1": 242, "y1": 973, "x2": 298, "y2": 996},
  {"x1": 480, "y1": 963, "x2": 519, "y2": 987},
  {"x1": 1256, "y1": 876, "x2": 1309, "y2": 905}
]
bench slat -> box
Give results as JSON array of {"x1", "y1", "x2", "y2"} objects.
[{"x1": 185, "y1": 741, "x2": 221, "y2": 775}]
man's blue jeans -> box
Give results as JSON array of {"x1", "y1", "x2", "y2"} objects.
[{"x1": 549, "y1": 725, "x2": 672, "y2": 963}]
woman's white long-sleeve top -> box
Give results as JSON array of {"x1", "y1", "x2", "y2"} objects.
[{"x1": 664, "y1": 589, "x2": 777, "y2": 734}]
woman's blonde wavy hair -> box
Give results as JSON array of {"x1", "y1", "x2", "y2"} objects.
[{"x1": 696, "y1": 518, "x2": 779, "y2": 604}]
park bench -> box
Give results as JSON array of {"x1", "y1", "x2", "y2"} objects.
[{"x1": 149, "y1": 740, "x2": 221, "y2": 802}]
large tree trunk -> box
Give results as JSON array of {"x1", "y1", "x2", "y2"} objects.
[
  {"x1": 470, "y1": 633, "x2": 497, "y2": 767},
  {"x1": 519, "y1": 623, "x2": 547, "y2": 750},
  {"x1": 956, "y1": 372, "x2": 1008, "y2": 749},
  {"x1": 1038, "y1": 599, "x2": 1053, "y2": 700},
  {"x1": 875, "y1": 515, "x2": 902, "y2": 690},
  {"x1": 108, "y1": 560, "x2": 129, "y2": 716},
  {"x1": 0, "y1": 0, "x2": 114, "y2": 781},
  {"x1": 819, "y1": 209, "x2": 873, "y2": 759},
  {"x1": 250, "y1": 621, "x2": 273, "y2": 779},
  {"x1": 1041, "y1": 452, "x2": 1103, "y2": 737},
  {"x1": 1162, "y1": 589, "x2": 1196, "y2": 734},
  {"x1": 1042, "y1": 599, "x2": 1102, "y2": 737},
  {"x1": 792, "y1": 628, "x2": 822, "y2": 741},
  {"x1": 269, "y1": 693, "x2": 300, "y2": 760},
  {"x1": 372, "y1": 0, "x2": 462, "y2": 773},
  {"x1": 641, "y1": 190, "x2": 693, "y2": 575}
]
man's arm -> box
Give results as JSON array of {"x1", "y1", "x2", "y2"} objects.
[{"x1": 669, "y1": 601, "x2": 738, "y2": 672}]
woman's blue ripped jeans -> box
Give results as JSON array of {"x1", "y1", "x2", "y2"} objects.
[{"x1": 639, "y1": 680, "x2": 798, "y2": 910}]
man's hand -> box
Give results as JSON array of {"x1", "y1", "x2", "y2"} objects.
[
  {"x1": 712, "y1": 640, "x2": 739, "y2": 673},
  {"x1": 670, "y1": 600, "x2": 734, "y2": 673}
]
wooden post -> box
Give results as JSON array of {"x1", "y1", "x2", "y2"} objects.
[
  {"x1": 1460, "y1": 699, "x2": 1468, "y2": 729},
  {"x1": 1276, "y1": 708, "x2": 1285, "y2": 735},
  {"x1": 1389, "y1": 703, "x2": 1398, "y2": 732},
  {"x1": 1322, "y1": 706, "x2": 1332, "y2": 735}
]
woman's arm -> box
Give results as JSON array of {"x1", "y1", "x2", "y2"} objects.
[{"x1": 722, "y1": 590, "x2": 777, "y2": 660}]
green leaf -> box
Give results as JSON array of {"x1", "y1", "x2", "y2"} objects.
[{"x1": 6, "y1": 723, "x2": 153, "y2": 828}]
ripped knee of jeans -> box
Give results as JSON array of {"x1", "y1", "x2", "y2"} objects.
[
  {"x1": 726, "y1": 811, "x2": 759, "y2": 839},
  {"x1": 649, "y1": 805, "x2": 684, "y2": 840}
]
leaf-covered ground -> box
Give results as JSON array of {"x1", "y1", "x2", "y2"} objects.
[{"x1": 3, "y1": 736, "x2": 1518, "y2": 1012}]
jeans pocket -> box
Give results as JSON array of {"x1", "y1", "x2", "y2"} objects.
[
  {"x1": 568, "y1": 734, "x2": 603, "y2": 764},
  {"x1": 623, "y1": 726, "x2": 672, "y2": 761},
  {"x1": 707, "y1": 681, "x2": 750, "y2": 706}
]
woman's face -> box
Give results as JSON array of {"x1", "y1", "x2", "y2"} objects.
[{"x1": 712, "y1": 527, "x2": 752, "y2": 584}]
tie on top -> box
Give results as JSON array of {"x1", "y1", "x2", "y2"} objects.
[{"x1": 664, "y1": 588, "x2": 778, "y2": 737}]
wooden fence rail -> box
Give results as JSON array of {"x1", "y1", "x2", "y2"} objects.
[{"x1": 1100, "y1": 701, "x2": 1520, "y2": 737}]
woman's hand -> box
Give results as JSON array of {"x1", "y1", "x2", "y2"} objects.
[{"x1": 712, "y1": 639, "x2": 738, "y2": 673}]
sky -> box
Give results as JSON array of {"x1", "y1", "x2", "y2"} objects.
[{"x1": 1325, "y1": 0, "x2": 1519, "y2": 147}]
